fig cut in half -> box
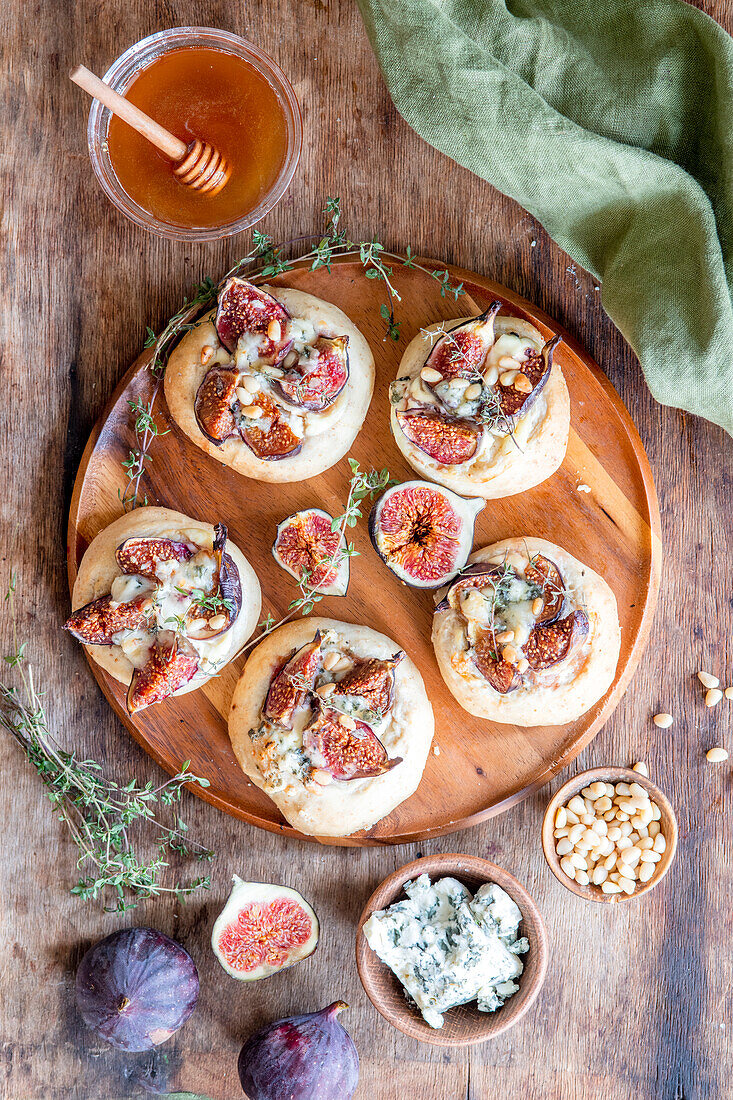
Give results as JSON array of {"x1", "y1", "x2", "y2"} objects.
[
  {"x1": 215, "y1": 277, "x2": 292, "y2": 361},
  {"x1": 498, "y1": 334, "x2": 561, "y2": 420},
  {"x1": 127, "y1": 632, "x2": 199, "y2": 714},
  {"x1": 369, "y1": 480, "x2": 484, "y2": 588},
  {"x1": 334, "y1": 654, "x2": 404, "y2": 714},
  {"x1": 212, "y1": 875, "x2": 319, "y2": 982},
  {"x1": 64, "y1": 592, "x2": 150, "y2": 645},
  {"x1": 116, "y1": 536, "x2": 192, "y2": 578},
  {"x1": 304, "y1": 705, "x2": 402, "y2": 781},
  {"x1": 194, "y1": 366, "x2": 239, "y2": 445},
  {"x1": 524, "y1": 609, "x2": 589, "y2": 671},
  {"x1": 524, "y1": 553, "x2": 565, "y2": 624},
  {"x1": 395, "y1": 408, "x2": 481, "y2": 466},
  {"x1": 239, "y1": 392, "x2": 303, "y2": 462},
  {"x1": 434, "y1": 561, "x2": 505, "y2": 614},
  {"x1": 275, "y1": 335, "x2": 349, "y2": 412},
  {"x1": 473, "y1": 632, "x2": 521, "y2": 694},
  {"x1": 263, "y1": 633, "x2": 323, "y2": 728},
  {"x1": 423, "y1": 302, "x2": 502, "y2": 382},
  {"x1": 272, "y1": 508, "x2": 349, "y2": 597}
]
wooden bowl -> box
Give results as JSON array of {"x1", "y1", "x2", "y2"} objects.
[
  {"x1": 541, "y1": 767, "x2": 678, "y2": 903},
  {"x1": 355, "y1": 853, "x2": 548, "y2": 1046}
]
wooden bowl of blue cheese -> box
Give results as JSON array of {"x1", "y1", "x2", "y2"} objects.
[{"x1": 355, "y1": 853, "x2": 548, "y2": 1046}]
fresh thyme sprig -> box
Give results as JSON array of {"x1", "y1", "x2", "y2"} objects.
[
  {"x1": 120, "y1": 395, "x2": 170, "y2": 511},
  {"x1": 2, "y1": 579, "x2": 214, "y2": 913}
]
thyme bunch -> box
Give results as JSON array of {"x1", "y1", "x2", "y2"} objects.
[{"x1": 2, "y1": 580, "x2": 214, "y2": 912}]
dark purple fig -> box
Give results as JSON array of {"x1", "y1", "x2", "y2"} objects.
[
  {"x1": 215, "y1": 277, "x2": 292, "y2": 360},
  {"x1": 396, "y1": 408, "x2": 481, "y2": 465},
  {"x1": 64, "y1": 593, "x2": 150, "y2": 645},
  {"x1": 194, "y1": 366, "x2": 240, "y2": 445},
  {"x1": 334, "y1": 653, "x2": 404, "y2": 713},
  {"x1": 211, "y1": 876, "x2": 319, "y2": 981},
  {"x1": 127, "y1": 633, "x2": 199, "y2": 714},
  {"x1": 473, "y1": 633, "x2": 521, "y2": 694},
  {"x1": 185, "y1": 523, "x2": 243, "y2": 641},
  {"x1": 524, "y1": 609, "x2": 589, "y2": 671},
  {"x1": 423, "y1": 302, "x2": 502, "y2": 381},
  {"x1": 498, "y1": 334, "x2": 561, "y2": 419},
  {"x1": 303, "y1": 705, "x2": 402, "y2": 781},
  {"x1": 263, "y1": 633, "x2": 323, "y2": 728},
  {"x1": 272, "y1": 508, "x2": 349, "y2": 597},
  {"x1": 238, "y1": 1001, "x2": 359, "y2": 1100},
  {"x1": 275, "y1": 335, "x2": 349, "y2": 411},
  {"x1": 369, "y1": 480, "x2": 483, "y2": 589},
  {"x1": 75, "y1": 928, "x2": 198, "y2": 1053},
  {"x1": 524, "y1": 553, "x2": 565, "y2": 624},
  {"x1": 239, "y1": 392, "x2": 303, "y2": 461},
  {"x1": 434, "y1": 561, "x2": 507, "y2": 613},
  {"x1": 115, "y1": 537, "x2": 192, "y2": 578}
]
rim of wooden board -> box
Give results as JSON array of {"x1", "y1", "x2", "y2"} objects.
[{"x1": 67, "y1": 255, "x2": 662, "y2": 846}]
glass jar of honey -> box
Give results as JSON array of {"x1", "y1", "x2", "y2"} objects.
[{"x1": 87, "y1": 28, "x2": 302, "y2": 240}]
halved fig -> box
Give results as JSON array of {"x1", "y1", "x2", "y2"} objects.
[
  {"x1": 423, "y1": 302, "x2": 502, "y2": 381},
  {"x1": 239, "y1": 392, "x2": 302, "y2": 461},
  {"x1": 499, "y1": 335, "x2": 561, "y2": 419},
  {"x1": 275, "y1": 335, "x2": 349, "y2": 412},
  {"x1": 435, "y1": 562, "x2": 507, "y2": 613},
  {"x1": 272, "y1": 509, "x2": 349, "y2": 597},
  {"x1": 524, "y1": 554, "x2": 565, "y2": 624},
  {"x1": 64, "y1": 593, "x2": 150, "y2": 645},
  {"x1": 263, "y1": 633, "x2": 323, "y2": 728},
  {"x1": 215, "y1": 278, "x2": 292, "y2": 361},
  {"x1": 334, "y1": 653, "x2": 404, "y2": 714},
  {"x1": 369, "y1": 480, "x2": 484, "y2": 589},
  {"x1": 116, "y1": 537, "x2": 192, "y2": 578},
  {"x1": 194, "y1": 366, "x2": 239, "y2": 445},
  {"x1": 186, "y1": 524, "x2": 243, "y2": 641},
  {"x1": 523, "y1": 609, "x2": 589, "y2": 671},
  {"x1": 211, "y1": 875, "x2": 319, "y2": 982},
  {"x1": 303, "y1": 705, "x2": 402, "y2": 781},
  {"x1": 127, "y1": 633, "x2": 199, "y2": 714},
  {"x1": 395, "y1": 409, "x2": 481, "y2": 466},
  {"x1": 473, "y1": 633, "x2": 521, "y2": 694}
]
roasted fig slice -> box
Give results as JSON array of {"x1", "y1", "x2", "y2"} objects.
[
  {"x1": 395, "y1": 408, "x2": 481, "y2": 466},
  {"x1": 212, "y1": 875, "x2": 319, "y2": 982},
  {"x1": 64, "y1": 593, "x2": 150, "y2": 645},
  {"x1": 215, "y1": 278, "x2": 292, "y2": 361},
  {"x1": 263, "y1": 633, "x2": 323, "y2": 728},
  {"x1": 127, "y1": 633, "x2": 199, "y2": 714},
  {"x1": 473, "y1": 633, "x2": 521, "y2": 694},
  {"x1": 239, "y1": 392, "x2": 303, "y2": 461},
  {"x1": 272, "y1": 508, "x2": 349, "y2": 597},
  {"x1": 498, "y1": 334, "x2": 561, "y2": 419},
  {"x1": 275, "y1": 335, "x2": 349, "y2": 412},
  {"x1": 524, "y1": 554, "x2": 565, "y2": 624},
  {"x1": 435, "y1": 562, "x2": 507, "y2": 613},
  {"x1": 334, "y1": 654, "x2": 404, "y2": 714},
  {"x1": 186, "y1": 524, "x2": 243, "y2": 641},
  {"x1": 369, "y1": 480, "x2": 484, "y2": 588},
  {"x1": 523, "y1": 609, "x2": 589, "y2": 671},
  {"x1": 423, "y1": 302, "x2": 502, "y2": 381},
  {"x1": 116, "y1": 536, "x2": 192, "y2": 578},
  {"x1": 194, "y1": 366, "x2": 239, "y2": 445},
  {"x1": 303, "y1": 705, "x2": 402, "y2": 781}
]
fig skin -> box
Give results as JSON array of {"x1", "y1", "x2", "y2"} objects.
[
  {"x1": 215, "y1": 277, "x2": 292, "y2": 360},
  {"x1": 275, "y1": 334, "x2": 350, "y2": 412},
  {"x1": 75, "y1": 928, "x2": 198, "y2": 1053},
  {"x1": 185, "y1": 522, "x2": 244, "y2": 641},
  {"x1": 127, "y1": 633, "x2": 200, "y2": 714},
  {"x1": 396, "y1": 408, "x2": 481, "y2": 465},
  {"x1": 303, "y1": 704, "x2": 402, "y2": 780},
  {"x1": 272, "y1": 508, "x2": 349, "y2": 597},
  {"x1": 238, "y1": 1001, "x2": 359, "y2": 1100},
  {"x1": 194, "y1": 366, "x2": 240, "y2": 445},
  {"x1": 423, "y1": 301, "x2": 502, "y2": 381},
  {"x1": 63, "y1": 593, "x2": 150, "y2": 645}
]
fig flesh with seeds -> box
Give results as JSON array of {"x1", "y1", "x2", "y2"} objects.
[
  {"x1": 369, "y1": 480, "x2": 484, "y2": 588},
  {"x1": 239, "y1": 391, "x2": 303, "y2": 461},
  {"x1": 396, "y1": 408, "x2": 481, "y2": 465},
  {"x1": 63, "y1": 592, "x2": 151, "y2": 645},
  {"x1": 524, "y1": 609, "x2": 589, "y2": 671},
  {"x1": 215, "y1": 277, "x2": 292, "y2": 361},
  {"x1": 127, "y1": 632, "x2": 199, "y2": 714},
  {"x1": 115, "y1": 536, "x2": 193, "y2": 578},
  {"x1": 303, "y1": 705, "x2": 402, "y2": 780},
  {"x1": 423, "y1": 302, "x2": 502, "y2": 381},
  {"x1": 473, "y1": 633, "x2": 521, "y2": 694},
  {"x1": 272, "y1": 509, "x2": 349, "y2": 596},
  {"x1": 275, "y1": 335, "x2": 349, "y2": 412},
  {"x1": 334, "y1": 653, "x2": 404, "y2": 713},
  {"x1": 498, "y1": 335, "x2": 561, "y2": 420},
  {"x1": 263, "y1": 633, "x2": 323, "y2": 728},
  {"x1": 238, "y1": 1001, "x2": 359, "y2": 1100},
  {"x1": 212, "y1": 875, "x2": 319, "y2": 982},
  {"x1": 194, "y1": 366, "x2": 239, "y2": 445}
]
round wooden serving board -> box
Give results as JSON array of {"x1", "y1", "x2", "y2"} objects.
[{"x1": 67, "y1": 258, "x2": 661, "y2": 846}]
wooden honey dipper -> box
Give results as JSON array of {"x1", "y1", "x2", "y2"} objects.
[{"x1": 70, "y1": 64, "x2": 231, "y2": 196}]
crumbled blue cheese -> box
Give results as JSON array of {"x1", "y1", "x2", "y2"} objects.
[{"x1": 363, "y1": 874, "x2": 528, "y2": 1029}]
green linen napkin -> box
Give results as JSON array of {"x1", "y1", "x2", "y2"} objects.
[{"x1": 356, "y1": 0, "x2": 733, "y2": 435}]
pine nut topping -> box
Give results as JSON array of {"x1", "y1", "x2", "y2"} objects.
[
  {"x1": 242, "y1": 374, "x2": 261, "y2": 393},
  {"x1": 502, "y1": 645, "x2": 519, "y2": 665},
  {"x1": 420, "y1": 366, "x2": 443, "y2": 384},
  {"x1": 495, "y1": 630, "x2": 515, "y2": 645},
  {"x1": 311, "y1": 768, "x2": 333, "y2": 786},
  {"x1": 517, "y1": 658, "x2": 530, "y2": 674},
  {"x1": 188, "y1": 617, "x2": 208, "y2": 633},
  {"x1": 531, "y1": 597, "x2": 544, "y2": 616},
  {"x1": 316, "y1": 682, "x2": 337, "y2": 697},
  {"x1": 323, "y1": 651, "x2": 341, "y2": 671},
  {"x1": 705, "y1": 688, "x2": 724, "y2": 707},
  {"x1": 464, "y1": 382, "x2": 482, "y2": 400},
  {"x1": 267, "y1": 319, "x2": 282, "y2": 342},
  {"x1": 484, "y1": 364, "x2": 500, "y2": 387},
  {"x1": 633, "y1": 761, "x2": 649, "y2": 776},
  {"x1": 653, "y1": 713, "x2": 673, "y2": 728},
  {"x1": 725, "y1": 687, "x2": 733, "y2": 700},
  {"x1": 498, "y1": 355, "x2": 521, "y2": 370},
  {"x1": 338, "y1": 713, "x2": 356, "y2": 730},
  {"x1": 200, "y1": 344, "x2": 215, "y2": 365},
  {"x1": 499, "y1": 369, "x2": 518, "y2": 387},
  {"x1": 706, "y1": 746, "x2": 729, "y2": 762},
  {"x1": 513, "y1": 372, "x2": 532, "y2": 394},
  {"x1": 240, "y1": 403, "x2": 263, "y2": 419},
  {"x1": 208, "y1": 614, "x2": 227, "y2": 631},
  {"x1": 698, "y1": 671, "x2": 719, "y2": 689}
]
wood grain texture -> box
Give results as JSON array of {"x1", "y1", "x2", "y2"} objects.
[
  {"x1": 1, "y1": 0, "x2": 732, "y2": 1097},
  {"x1": 67, "y1": 258, "x2": 661, "y2": 844}
]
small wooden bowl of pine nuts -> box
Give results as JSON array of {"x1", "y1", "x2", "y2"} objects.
[{"x1": 541, "y1": 767, "x2": 678, "y2": 903}]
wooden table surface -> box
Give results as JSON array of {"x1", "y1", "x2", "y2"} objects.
[{"x1": 2, "y1": 1, "x2": 732, "y2": 1097}]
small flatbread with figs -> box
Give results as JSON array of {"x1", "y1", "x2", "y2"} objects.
[
  {"x1": 228, "y1": 617, "x2": 434, "y2": 836},
  {"x1": 165, "y1": 279, "x2": 375, "y2": 483},
  {"x1": 432, "y1": 537, "x2": 620, "y2": 726}
]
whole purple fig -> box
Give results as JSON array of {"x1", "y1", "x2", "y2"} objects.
[{"x1": 238, "y1": 1001, "x2": 359, "y2": 1100}]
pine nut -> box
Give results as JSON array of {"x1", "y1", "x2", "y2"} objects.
[
  {"x1": 619, "y1": 821, "x2": 633, "y2": 836},
  {"x1": 317, "y1": 682, "x2": 337, "y2": 697},
  {"x1": 590, "y1": 781, "x2": 607, "y2": 798},
  {"x1": 311, "y1": 768, "x2": 333, "y2": 786},
  {"x1": 620, "y1": 846, "x2": 641, "y2": 864},
  {"x1": 338, "y1": 713, "x2": 356, "y2": 730},
  {"x1": 619, "y1": 877, "x2": 636, "y2": 895},
  {"x1": 532, "y1": 597, "x2": 544, "y2": 615},
  {"x1": 698, "y1": 671, "x2": 719, "y2": 689},
  {"x1": 267, "y1": 319, "x2": 282, "y2": 342},
  {"x1": 706, "y1": 746, "x2": 728, "y2": 762},
  {"x1": 568, "y1": 824, "x2": 584, "y2": 844},
  {"x1": 638, "y1": 837, "x2": 654, "y2": 850},
  {"x1": 496, "y1": 630, "x2": 515, "y2": 644},
  {"x1": 560, "y1": 856, "x2": 576, "y2": 880},
  {"x1": 629, "y1": 783, "x2": 647, "y2": 799},
  {"x1": 653, "y1": 713, "x2": 673, "y2": 729},
  {"x1": 188, "y1": 617, "x2": 207, "y2": 632},
  {"x1": 602, "y1": 881, "x2": 622, "y2": 894},
  {"x1": 554, "y1": 827, "x2": 570, "y2": 838},
  {"x1": 565, "y1": 809, "x2": 579, "y2": 825},
  {"x1": 640, "y1": 850, "x2": 661, "y2": 863},
  {"x1": 200, "y1": 344, "x2": 215, "y2": 365},
  {"x1": 603, "y1": 852, "x2": 617, "y2": 870},
  {"x1": 581, "y1": 786, "x2": 595, "y2": 799},
  {"x1": 651, "y1": 802, "x2": 661, "y2": 820},
  {"x1": 498, "y1": 355, "x2": 520, "y2": 370},
  {"x1": 556, "y1": 838, "x2": 573, "y2": 856},
  {"x1": 208, "y1": 613, "x2": 227, "y2": 631},
  {"x1": 604, "y1": 783, "x2": 616, "y2": 796},
  {"x1": 603, "y1": 809, "x2": 617, "y2": 821},
  {"x1": 607, "y1": 826, "x2": 622, "y2": 842},
  {"x1": 633, "y1": 761, "x2": 649, "y2": 776},
  {"x1": 705, "y1": 688, "x2": 724, "y2": 707},
  {"x1": 617, "y1": 837, "x2": 633, "y2": 851},
  {"x1": 592, "y1": 866, "x2": 608, "y2": 885},
  {"x1": 580, "y1": 813, "x2": 596, "y2": 826},
  {"x1": 569, "y1": 853, "x2": 587, "y2": 870},
  {"x1": 484, "y1": 364, "x2": 499, "y2": 386},
  {"x1": 333, "y1": 656, "x2": 352, "y2": 672},
  {"x1": 517, "y1": 658, "x2": 530, "y2": 673},
  {"x1": 240, "y1": 403, "x2": 263, "y2": 418},
  {"x1": 464, "y1": 382, "x2": 482, "y2": 400},
  {"x1": 594, "y1": 818, "x2": 608, "y2": 836},
  {"x1": 653, "y1": 834, "x2": 666, "y2": 853},
  {"x1": 514, "y1": 372, "x2": 532, "y2": 393},
  {"x1": 648, "y1": 821, "x2": 661, "y2": 838},
  {"x1": 615, "y1": 811, "x2": 629, "y2": 821},
  {"x1": 499, "y1": 370, "x2": 518, "y2": 386},
  {"x1": 241, "y1": 374, "x2": 260, "y2": 394},
  {"x1": 568, "y1": 795, "x2": 586, "y2": 816},
  {"x1": 725, "y1": 687, "x2": 733, "y2": 700},
  {"x1": 555, "y1": 806, "x2": 567, "y2": 829},
  {"x1": 575, "y1": 871, "x2": 590, "y2": 886},
  {"x1": 323, "y1": 651, "x2": 341, "y2": 671},
  {"x1": 638, "y1": 863, "x2": 655, "y2": 883},
  {"x1": 595, "y1": 795, "x2": 612, "y2": 812},
  {"x1": 266, "y1": 365, "x2": 284, "y2": 378},
  {"x1": 420, "y1": 366, "x2": 443, "y2": 384}
]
